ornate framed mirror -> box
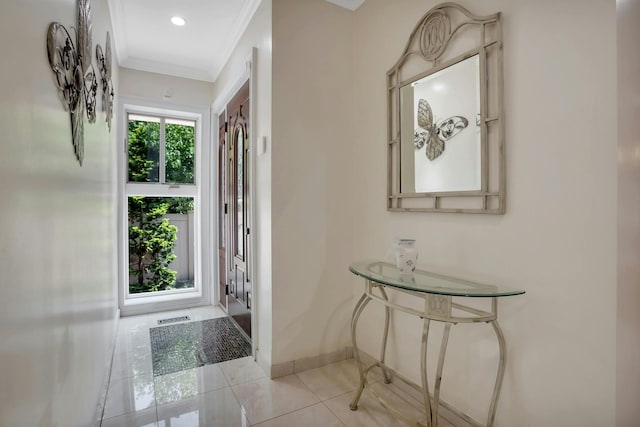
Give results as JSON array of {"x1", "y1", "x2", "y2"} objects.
[{"x1": 387, "y1": 3, "x2": 504, "y2": 213}]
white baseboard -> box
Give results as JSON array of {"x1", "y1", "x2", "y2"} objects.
[
  {"x1": 269, "y1": 347, "x2": 351, "y2": 379},
  {"x1": 255, "y1": 347, "x2": 272, "y2": 378}
]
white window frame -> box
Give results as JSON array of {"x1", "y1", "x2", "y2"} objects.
[{"x1": 117, "y1": 97, "x2": 212, "y2": 316}]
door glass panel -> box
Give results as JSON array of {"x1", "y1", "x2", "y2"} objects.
[
  {"x1": 128, "y1": 196, "x2": 195, "y2": 294},
  {"x1": 218, "y1": 116, "x2": 227, "y2": 308},
  {"x1": 128, "y1": 114, "x2": 160, "y2": 182},
  {"x1": 218, "y1": 144, "x2": 225, "y2": 247},
  {"x1": 236, "y1": 128, "x2": 244, "y2": 259},
  {"x1": 166, "y1": 118, "x2": 196, "y2": 184}
]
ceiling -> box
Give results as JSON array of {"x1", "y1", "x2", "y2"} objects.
[{"x1": 108, "y1": 0, "x2": 366, "y2": 83}]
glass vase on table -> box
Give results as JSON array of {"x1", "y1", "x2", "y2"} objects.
[{"x1": 393, "y1": 239, "x2": 418, "y2": 275}]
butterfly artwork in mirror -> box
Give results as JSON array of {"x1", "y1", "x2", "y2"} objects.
[
  {"x1": 413, "y1": 99, "x2": 469, "y2": 161},
  {"x1": 387, "y1": 3, "x2": 505, "y2": 214}
]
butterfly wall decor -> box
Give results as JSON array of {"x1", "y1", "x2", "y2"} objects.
[
  {"x1": 413, "y1": 99, "x2": 469, "y2": 161},
  {"x1": 96, "y1": 31, "x2": 114, "y2": 131},
  {"x1": 46, "y1": 0, "x2": 97, "y2": 166}
]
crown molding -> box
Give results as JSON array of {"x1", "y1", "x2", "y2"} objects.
[
  {"x1": 208, "y1": 0, "x2": 262, "y2": 81},
  {"x1": 107, "y1": 0, "x2": 128, "y2": 64},
  {"x1": 121, "y1": 57, "x2": 214, "y2": 83}
]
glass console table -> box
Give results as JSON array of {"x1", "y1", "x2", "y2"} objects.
[{"x1": 348, "y1": 260, "x2": 525, "y2": 427}]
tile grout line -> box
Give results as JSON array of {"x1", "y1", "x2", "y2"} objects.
[
  {"x1": 303, "y1": 365, "x2": 361, "y2": 426},
  {"x1": 318, "y1": 387, "x2": 353, "y2": 427},
  {"x1": 275, "y1": 371, "x2": 349, "y2": 426},
  {"x1": 231, "y1": 374, "x2": 323, "y2": 426},
  {"x1": 152, "y1": 372, "x2": 160, "y2": 426},
  {"x1": 226, "y1": 376, "x2": 256, "y2": 425},
  {"x1": 320, "y1": 400, "x2": 348, "y2": 427},
  {"x1": 251, "y1": 400, "x2": 325, "y2": 426}
]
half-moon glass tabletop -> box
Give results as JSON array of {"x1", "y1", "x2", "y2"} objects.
[{"x1": 349, "y1": 260, "x2": 525, "y2": 297}]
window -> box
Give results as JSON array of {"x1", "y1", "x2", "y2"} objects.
[
  {"x1": 124, "y1": 112, "x2": 200, "y2": 300},
  {"x1": 128, "y1": 115, "x2": 195, "y2": 184}
]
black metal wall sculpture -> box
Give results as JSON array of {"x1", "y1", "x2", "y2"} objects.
[
  {"x1": 96, "y1": 32, "x2": 114, "y2": 131},
  {"x1": 46, "y1": 0, "x2": 97, "y2": 166}
]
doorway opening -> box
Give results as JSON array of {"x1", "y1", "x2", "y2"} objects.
[{"x1": 218, "y1": 80, "x2": 252, "y2": 339}]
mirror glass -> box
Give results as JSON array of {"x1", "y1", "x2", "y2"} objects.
[{"x1": 400, "y1": 55, "x2": 481, "y2": 193}]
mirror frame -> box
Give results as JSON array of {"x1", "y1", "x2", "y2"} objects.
[{"x1": 387, "y1": 3, "x2": 504, "y2": 214}]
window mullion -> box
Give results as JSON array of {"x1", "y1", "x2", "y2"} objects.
[{"x1": 159, "y1": 118, "x2": 166, "y2": 184}]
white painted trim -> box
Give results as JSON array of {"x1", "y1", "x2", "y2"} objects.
[
  {"x1": 159, "y1": 118, "x2": 166, "y2": 184},
  {"x1": 248, "y1": 47, "x2": 259, "y2": 360},
  {"x1": 120, "y1": 96, "x2": 210, "y2": 117},
  {"x1": 107, "y1": 0, "x2": 129, "y2": 65},
  {"x1": 120, "y1": 57, "x2": 214, "y2": 83},
  {"x1": 124, "y1": 287, "x2": 202, "y2": 304},
  {"x1": 208, "y1": 106, "x2": 219, "y2": 316},
  {"x1": 121, "y1": 300, "x2": 213, "y2": 317},
  {"x1": 117, "y1": 96, "x2": 212, "y2": 316},
  {"x1": 211, "y1": 67, "x2": 251, "y2": 114},
  {"x1": 269, "y1": 347, "x2": 351, "y2": 379},
  {"x1": 208, "y1": 0, "x2": 263, "y2": 82},
  {"x1": 125, "y1": 184, "x2": 198, "y2": 197},
  {"x1": 255, "y1": 346, "x2": 271, "y2": 379}
]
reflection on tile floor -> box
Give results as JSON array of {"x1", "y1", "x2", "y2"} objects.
[{"x1": 101, "y1": 305, "x2": 455, "y2": 427}]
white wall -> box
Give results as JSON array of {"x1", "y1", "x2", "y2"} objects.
[
  {"x1": 212, "y1": 0, "x2": 273, "y2": 370},
  {"x1": 271, "y1": 0, "x2": 355, "y2": 364},
  {"x1": 119, "y1": 67, "x2": 214, "y2": 107},
  {"x1": 0, "y1": 0, "x2": 119, "y2": 426},
  {"x1": 616, "y1": 0, "x2": 640, "y2": 424},
  {"x1": 352, "y1": 0, "x2": 617, "y2": 426}
]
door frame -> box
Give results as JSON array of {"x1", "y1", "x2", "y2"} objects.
[{"x1": 212, "y1": 47, "x2": 258, "y2": 356}]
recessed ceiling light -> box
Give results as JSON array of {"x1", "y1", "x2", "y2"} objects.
[{"x1": 171, "y1": 16, "x2": 186, "y2": 26}]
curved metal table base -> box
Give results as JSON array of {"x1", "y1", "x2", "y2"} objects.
[{"x1": 349, "y1": 280, "x2": 507, "y2": 427}]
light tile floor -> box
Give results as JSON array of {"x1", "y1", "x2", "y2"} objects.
[{"x1": 100, "y1": 306, "x2": 455, "y2": 427}]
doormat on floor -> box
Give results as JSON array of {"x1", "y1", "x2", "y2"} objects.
[{"x1": 149, "y1": 317, "x2": 251, "y2": 376}]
